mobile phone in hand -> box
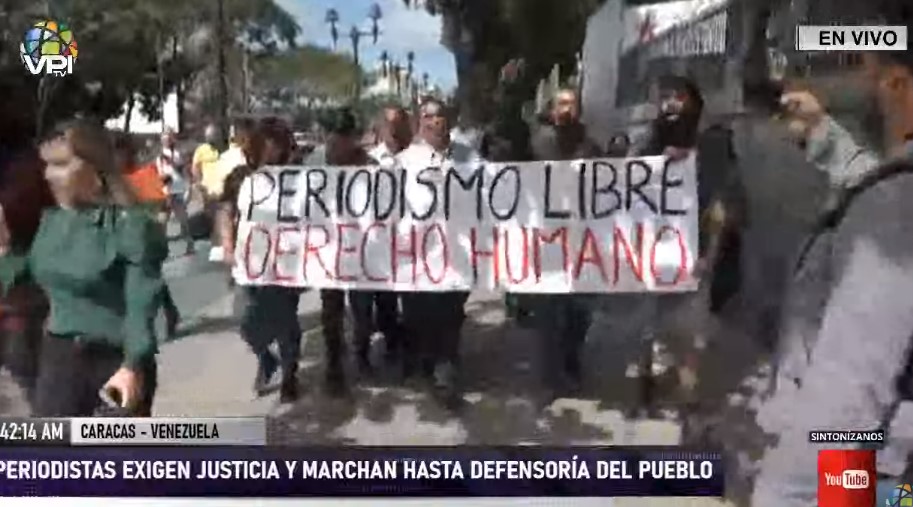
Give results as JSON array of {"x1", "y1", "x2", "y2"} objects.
[{"x1": 96, "y1": 387, "x2": 129, "y2": 416}]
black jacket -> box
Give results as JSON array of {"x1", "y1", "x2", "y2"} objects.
[{"x1": 530, "y1": 123, "x2": 602, "y2": 161}]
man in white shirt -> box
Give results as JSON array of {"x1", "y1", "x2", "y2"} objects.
[
  {"x1": 351, "y1": 106, "x2": 413, "y2": 371},
  {"x1": 157, "y1": 128, "x2": 195, "y2": 256},
  {"x1": 397, "y1": 98, "x2": 482, "y2": 408},
  {"x1": 369, "y1": 106, "x2": 412, "y2": 167}
]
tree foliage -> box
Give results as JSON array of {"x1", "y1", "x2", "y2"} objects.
[
  {"x1": 254, "y1": 45, "x2": 362, "y2": 100},
  {"x1": 401, "y1": 0, "x2": 605, "y2": 118},
  {"x1": 0, "y1": 0, "x2": 300, "y2": 131}
]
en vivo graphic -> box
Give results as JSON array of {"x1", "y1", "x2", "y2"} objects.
[{"x1": 19, "y1": 20, "x2": 77, "y2": 77}]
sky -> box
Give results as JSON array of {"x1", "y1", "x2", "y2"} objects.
[
  {"x1": 274, "y1": 0, "x2": 457, "y2": 91},
  {"x1": 273, "y1": 0, "x2": 724, "y2": 93}
]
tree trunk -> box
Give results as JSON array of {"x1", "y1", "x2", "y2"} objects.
[
  {"x1": 215, "y1": 0, "x2": 230, "y2": 150},
  {"x1": 35, "y1": 77, "x2": 58, "y2": 138},
  {"x1": 439, "y1": 3, "x2": 507, "y2": 125},
  {"x1": 171, "y1": 35, "x2": 186, "y2": 133},
  {"x1": 124, "y1": 93, "x2": 135, "y2": 133}
]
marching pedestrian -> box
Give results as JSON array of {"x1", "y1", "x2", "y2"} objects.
[
  {"x1": 114, "y1": 133, "x2": 181, "y2": 341},
  {"x1": 527, "y1": 87, "x2": 602, "y2": 401},
  {"x1": 760, "y1": 86, "x2": 897, "y2": 406},
  {"x1": 348, "y1": 105, "x2": 413, "y2": 371},
  {"x1": 192, "y1": 124, "x2": 221, "y2": 233},
  {"x1": 633, "y1": 75, "x2": 747, "y2": 416},
  {"x1": 157, "y1": 128, "x2": 195, "y2": 257},
  {"x1": 219, "y1": 117, "x2": 303, "y2": 403},
  {"x1": 2, "y1": 119, "x2": 168, "y2": 416},
  {"x1": 318, "y1": 107, "x2": 370, "y2": 396},
  {"x1": 752, "y1": 5, "x2": 913, "y2": 503},
  {"x1": 207, "y1": 119, "x2": 255, "y2": 264},
  {"x1": 480, "y1": 61, "x2": 534, "y2": 325},
  {"x1": 398, "y1": 98, "x2": 481, "y2": 408},
  {"x1": 0, "y1": 75, "x2": 54, "y2": 407}
]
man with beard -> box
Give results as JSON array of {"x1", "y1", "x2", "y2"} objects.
[
  {"x1": 527, "y1": 87, "x2": 602, "y2": 400},
  {"x1": 397, "y1": 98, "x2": 481, "y2": 408},
  {"x1": 751, "y1": 4, "x2": 913, "y2": 503},
  {"x1": 634, "y1": 75, "x2": 747, "y2": 417}
]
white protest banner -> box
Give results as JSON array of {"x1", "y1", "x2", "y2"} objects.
[{"x1": 231, "y1": 155, "x2": 699, "y2": 293}]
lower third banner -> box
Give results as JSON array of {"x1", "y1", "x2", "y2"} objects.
[{"x1": 0, "y1": 447, "x2": 723, "y2": 497}]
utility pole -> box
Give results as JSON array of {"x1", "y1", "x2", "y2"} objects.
[
  {"x1": 241, "y1": 48, "x2": 251, "y2": 113},
  {"x1": 348, "y1": 26, "x2": 371, "y2": 99},
  {"x1": 157, "y1": 30, "x2": 165, "y2": 134},
  {"x1": 326, "y1": 4, "x2": 383, "y2": 102},
  {"x1": 216, "y1": 0, "x2": 229, "y2": 150}
]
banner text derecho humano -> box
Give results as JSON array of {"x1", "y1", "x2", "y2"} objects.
[{"x1": 231, "y1": 155, "x2": 698, "y2": 293}]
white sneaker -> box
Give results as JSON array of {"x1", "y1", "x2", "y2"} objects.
[
  {"x1": 209, "y1": 246, "x2": 224, "y2": 262},
  {"x1": 651, "y1": 341, "x2": 673, "y2": 376}
]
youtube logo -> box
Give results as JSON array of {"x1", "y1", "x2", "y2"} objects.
[{"x1": 818, "y1": 450, "x2": 876, "y2": 507}]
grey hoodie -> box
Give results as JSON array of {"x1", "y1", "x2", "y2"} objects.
[{"x1": 752, "y1": 119, "x2": 913, "y2": 506}]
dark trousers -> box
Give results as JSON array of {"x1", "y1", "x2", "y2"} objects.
[
  {"x1": 320, "y1": 289, "x2": 347, "y2": 370},
  {"x1": 240, "y1": 286, "x2": 302, "y2": 370},
  {"x1": 204, "y1": 196, "x2": 220, "y2": 245},
  {"x1": 161, "y1": 284, "x2": 179, "y2": 320},
  {"x1": 0, "y1": 285, "x2": 48, "y2": 394},
  {"x1": 708, "y1": 231, "x2": 743, "y2": 314},
  {"x1": 400, "y1": 292, "x2": 469, "y2": 376},
  {"x1": 525, "y1": 295, "x2": 592, "y2": 386},
  {"x1": 33, "y1": 334, "x2": 157, "y2": 417},
  {"x1": 348, "y1": 290, "x2": 401, "y2": 359}
]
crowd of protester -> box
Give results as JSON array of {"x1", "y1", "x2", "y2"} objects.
[{"x1": 1, "y1": 3, "x2": 913, "y2": 503}]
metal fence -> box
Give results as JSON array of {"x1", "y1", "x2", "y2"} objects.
[
  {"x1": 615, "y1": 3, "x2": 733, "y2": 108},
  {"x1": 614, "y1": 0, "x2": 867, "y2": 109}
]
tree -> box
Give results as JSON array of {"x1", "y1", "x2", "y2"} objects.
[
  {"x1": 134, "y1": 0, "x2": 301, "y2": 131},
  {"x1": 18, "y1": 0, "x2": 300, "y2": 133},
  {"x1": 254, "y1": 45, "x2": 362, "y2": 100},
  {"x1": 243, "y1": 45, "x2": 366, "y2": 130},
  {"x1": 402, "y1": 0, "x2": 605, "y2": 121}
]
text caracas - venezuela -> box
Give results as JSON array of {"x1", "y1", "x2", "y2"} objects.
[{"x1": 81, "y1": 422, "x2": 219, "y2": 439}]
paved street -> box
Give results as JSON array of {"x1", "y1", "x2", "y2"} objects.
[
  {"x1": 150, "y1": 232, "x2": 786, "y2": 506},
  {"x1": 0, "y1": 124, "x2": 829, "y2": 507},
  {"x1": 154, "y1": 263, "x2": 741, "y2": 507}
]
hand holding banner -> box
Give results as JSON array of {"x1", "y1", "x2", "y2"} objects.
[{"x1": 232, "y1": 155, "x2": 699, "y2": 293}]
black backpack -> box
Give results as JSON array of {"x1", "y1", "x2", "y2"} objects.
[
  {"x1": 793, "y1": 159, "x2": 913, "y2": 415},
  {"x1": 795, "y1": 160, "x2": 913, "y2": 271}
]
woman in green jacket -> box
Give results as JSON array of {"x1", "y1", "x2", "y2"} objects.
[{"x1": 0, "y1": 120, "x2": 168, "y2": 416}]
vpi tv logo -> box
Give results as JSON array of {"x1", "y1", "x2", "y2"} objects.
[{"x1": 19, "y1": 20, "x2": 78, "y2": 77}]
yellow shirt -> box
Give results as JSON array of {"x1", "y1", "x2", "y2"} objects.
[
  {"x1": 202, "y1": 144, "x2": 248, "y2": 198},
  {"x1": 193, "y1": 143, "x2": 221, "y2": 195}
]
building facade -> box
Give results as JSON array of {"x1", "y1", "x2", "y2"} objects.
[{"x1": 582, "y1": 0, "x2": 873, "y2": 147}]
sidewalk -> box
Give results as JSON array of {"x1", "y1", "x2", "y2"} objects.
[
  {"x1": 155, "y1": 292, "x2": 688, "y2": 446},
  {"x1": 154, "y1": 292, "x2": 736, "y2": 506}
]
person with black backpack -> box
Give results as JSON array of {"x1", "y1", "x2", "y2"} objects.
[{"x1": 751, "y1": 5, "x2": 913, "y2": 504}]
